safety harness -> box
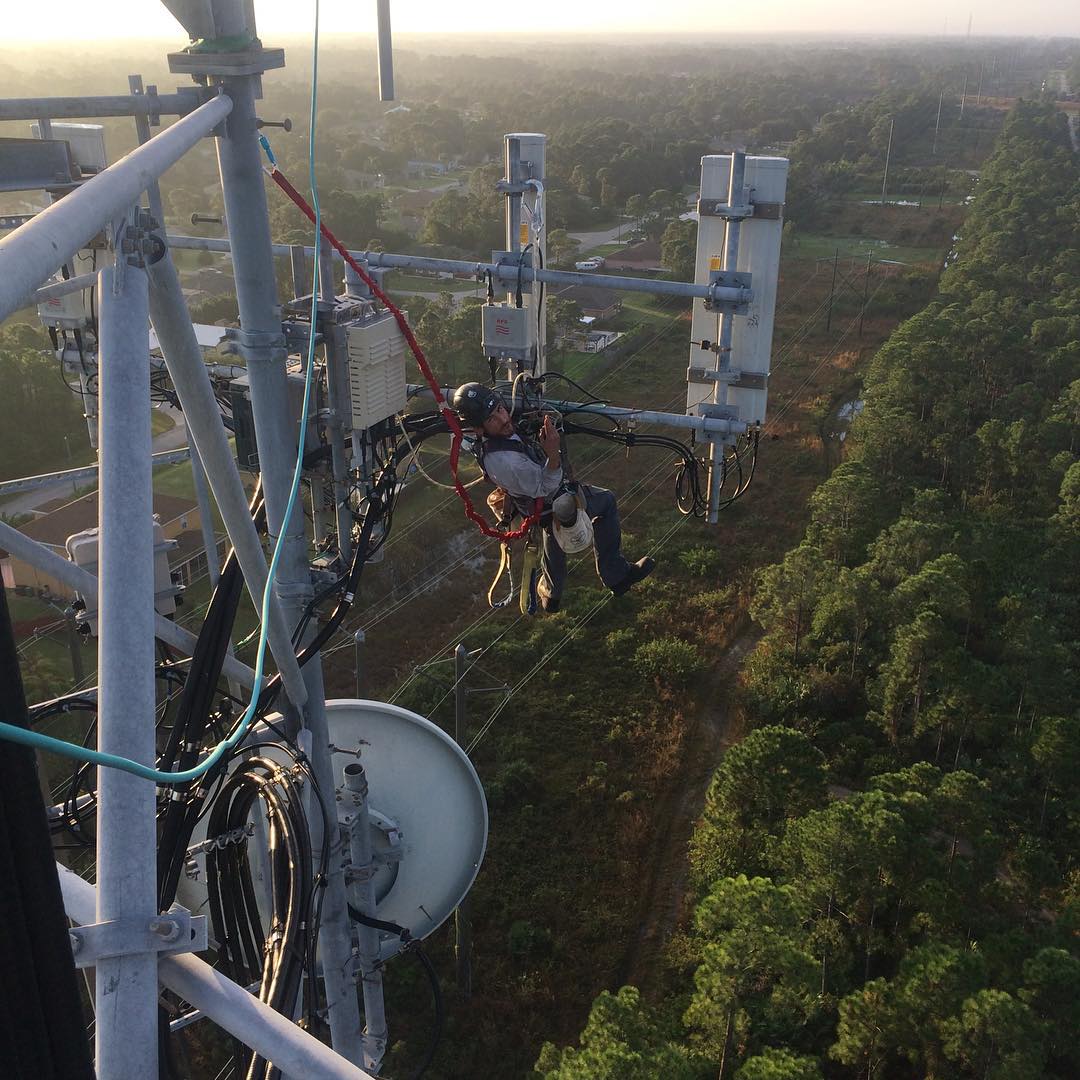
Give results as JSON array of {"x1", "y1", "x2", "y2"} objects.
[{"x1": 474, "y1": 433, "x2": 555, "y2": 613}]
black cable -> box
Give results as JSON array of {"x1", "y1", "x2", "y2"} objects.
[
  {"x1": 347, "y1": 905, "x2": 444, "y2": 1080},
  {"x1": 157, "y1": 540, "x2": 256, "y2": 907},
  {"x1": 158, "y1": 483, "x2": 266, "y2": 914},
  {"x1": 205, "y1": 758, "x2": 313, "y2": 1080},
  {"x1": 409, "y1": 945, "x2": 445, "y2": 1080},
  {"x1": 537, "y1": 370, "x2": 609, "y2": 408},
  {"x1": 515, "y1": 242, "x2": 533, "y2": 309},
  {"x1": 561, "y1": 417, "x2": 713, "y2": 516},
  {"x1": 253, "y1": 449, "x2": 403, "y2": 716},
  {"x1": 55, "y1": 339, "x2": 88, "y2": 398}
]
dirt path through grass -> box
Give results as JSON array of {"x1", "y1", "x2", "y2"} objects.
[{"x1": 618, "y1": 621, "x2": 762, "y2": 992}]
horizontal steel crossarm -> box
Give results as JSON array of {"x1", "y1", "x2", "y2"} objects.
[
  {"x1": 0, "y1": 448, "x2": 191, "y2": 496},
  {"x1": 0, "y1": 93, "x2": 233, "y2": 323},
  {"x1": 164, "y1": 234, "x2": 750, "y2": 307},
  {"x1": 407, "y1": 386, "x2": 748, "y2": 437},
  {"x1": 57, "y1": 865, "x2": 376, "y2": 1080},
  {"x1": 0, "y1": 519, "x2": 256, "y2": 689},
  {"x1": 534, "y1": 398, "x2": 748, "y2": 436},
  {"x1": 0, "y1": 91, "x2": 204, "y2": 122}
]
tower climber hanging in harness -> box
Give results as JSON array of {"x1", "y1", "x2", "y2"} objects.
[{"x1": 451, "y1": 382, "x2": 655, "y2": 614}]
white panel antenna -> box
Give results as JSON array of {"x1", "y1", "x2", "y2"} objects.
[{"x1": 687, "y1": 154, "x2": 788, "y2": 428}]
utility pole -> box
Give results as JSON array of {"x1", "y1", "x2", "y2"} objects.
[
  {"x1": 932, "y1": 90, "x2": 943, "y2": 155},
  {"x1": 858, "y1": 253, "x2": 874, "y2": 340},
  {"x1": 825, "y1": 248, "x2": 839, "y2": 333},
  {"x1": 454, "y1": 642, "x2": 472, "y2": 999},
  {"x1": 62, "y1": 433, "x2": 77, "y2": 495},
  {"x1": 318, "y1": 236, "x2": 354, "y2": 564},
  {"x1": 960, "y1": 72, "x2": 969, "y2": 119},
  {"x1": 354, "y1": 628, "x2": 365, "y2": 698},
  {"x1": 66, "y1": 606, "x2": 85, "y2": 685},
  {"x1": 880, "y1": 118, "x2": 894, "y2": 205}
]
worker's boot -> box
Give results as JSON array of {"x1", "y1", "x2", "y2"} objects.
[{"x1": 611, "y1": 557, "x2": 655, "y2": 597}]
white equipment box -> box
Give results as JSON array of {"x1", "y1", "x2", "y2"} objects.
[
  {"x1": 346, "y1": 312, "x2": 408, "y2": 429},
  {"x1": 482, "y1": 303, "x2": 532, "y2": 363},
  {"x1": 31, "y1": 122, "x2": 108, "y2": 174},
  {"x1": 66, "y1": 521, "x2": 178, "y2": 635},
  {"x1": 37, "y1": 276, "x2": 93, "y2": 329}
]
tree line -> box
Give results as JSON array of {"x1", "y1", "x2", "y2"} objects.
[
  {"x1": 537, "y1": 100, "x2": 1080, "y2": 1080},
  {"x1": 0, "y1": 324, "x2": 87, "y2": 485}
]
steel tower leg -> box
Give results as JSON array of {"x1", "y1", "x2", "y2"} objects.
[
  {"x1": 214, "y1": 19, "x2": 365, "y2": 1061},
  {"x1": 94, "y1": 254, "x2": 158, "y2": 1078},
  {"x1": 145, "y1": 257, "x2": 308, "y2": 707}
]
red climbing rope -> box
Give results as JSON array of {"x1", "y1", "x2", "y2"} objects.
[{"x1": 267, "y1": 166, "x2": 541, "y2": 542}]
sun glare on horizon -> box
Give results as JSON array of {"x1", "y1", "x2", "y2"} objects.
[{"x1": 2, "y1": 0, "x2": 1079, "y2": 43}]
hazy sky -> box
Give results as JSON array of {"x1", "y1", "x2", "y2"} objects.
[{"x1": 4, "y1": 0, "x2": 1079, "y2": 41}]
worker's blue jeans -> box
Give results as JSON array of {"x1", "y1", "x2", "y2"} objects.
[{"x1": 539, "y1": 485, "x2": 632, "y2": 603}]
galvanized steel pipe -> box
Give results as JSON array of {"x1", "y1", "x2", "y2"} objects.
[
  {"x1": 0, "y1": 94, "x2": 232, "y2": 322},
  {"x1": 93, "y1": 260, "x2": 158, "y2": 1077},
  {"x1": 164, "y1": 234, "x2": 750, "y2": 307},
  {"x1": 56, "y1": 865, "x2": 376, "y2": 1080},
  {"x1": 0, "y1": 92, "x2": 204, "y2": 122}
]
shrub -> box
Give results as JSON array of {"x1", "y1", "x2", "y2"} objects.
[
  {"x1": 486, "y1": 758, "x2": 541, "y2": 809},
  {"x1": 632, "y1": 637, "x2": 703, "y2": 685},
  {"x1": 508, "y1": 920, "x2": 554, "y2": 962},
  {"x1": 605, "y1": 627, "x2": 638, "y2": 660},
  {"x1": 678, "y1": 545, "x2": 724, "y2": 577}
]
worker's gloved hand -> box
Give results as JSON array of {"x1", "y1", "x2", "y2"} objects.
[
  {"x1": 486, "y1": 487, "x2": 508, "y2": 522},
  {"x1": 539, "y1": 415, "x2": 561, "y2": 458}
]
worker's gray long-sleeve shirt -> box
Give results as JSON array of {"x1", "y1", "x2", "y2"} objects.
[{"x1": 482, "y1": 434, "x2": 563, "y2": 504}]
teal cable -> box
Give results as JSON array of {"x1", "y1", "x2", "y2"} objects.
[{"x1": 0, "y1": 7, "x2": 325, "y2": 785}]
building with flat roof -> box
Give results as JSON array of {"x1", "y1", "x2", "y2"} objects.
[{"x1": 1, "y1": 490, "x2": 224, "y2": 596}]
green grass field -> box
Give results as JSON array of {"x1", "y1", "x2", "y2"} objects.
[
  {"x1": 150, "y1": 409, "x2": 176, "y2": 437},
  {"x1": 786, "y1": 232, "x2": 947, "y2": 265},
  {"x1": 580, "y1": 240, "x2": 631, "y2": 258}
]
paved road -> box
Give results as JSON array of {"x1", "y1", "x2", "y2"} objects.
[
  {"x1": 568, "y1": 221, "x2": 635, "y2": 252},
  {"x1": 1, "y1": 407, "x2": 188, "y2": 517},
  {"x1": 150, "y1": 406, "x2": 189, "y2": 453},
  {"x1": 569, "y1": 195, "x2": 693, "y2": 252}
]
